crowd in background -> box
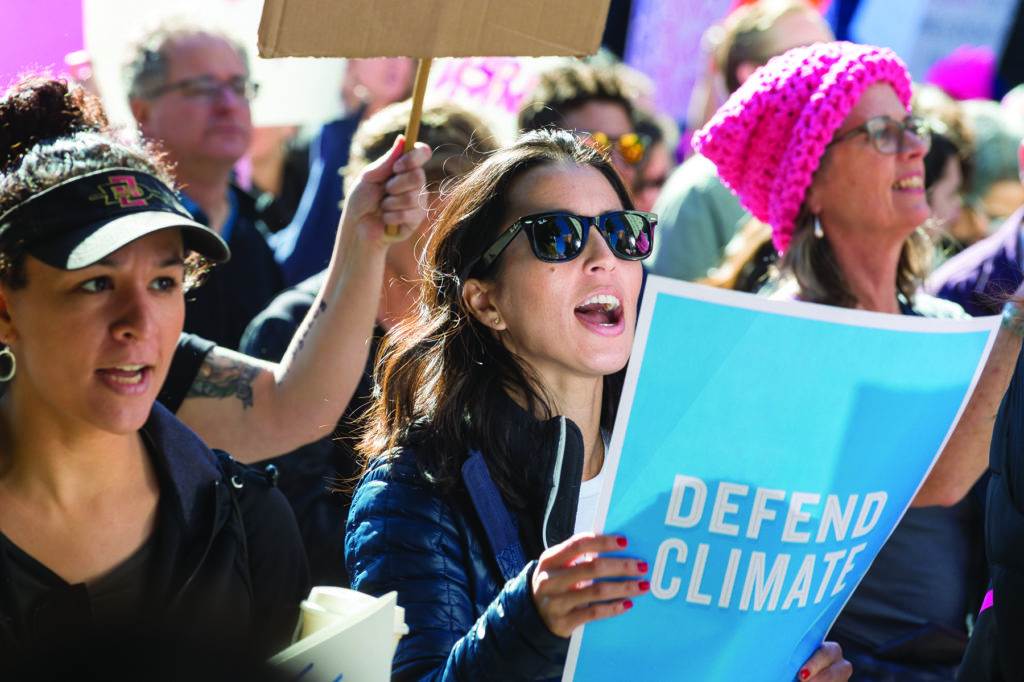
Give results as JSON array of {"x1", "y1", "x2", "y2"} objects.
[{"x1": 4, "y1": 0, "x2": 1024, "y2": 680}]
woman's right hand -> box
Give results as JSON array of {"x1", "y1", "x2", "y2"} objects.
[{"x1": 531, "y1": 533, "x2": 650, "y2": 638}]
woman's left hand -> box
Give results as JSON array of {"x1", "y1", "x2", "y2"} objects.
[
  {"x1": 339, "y1": 134, "x2": 432, "y2": 251},
  {"x1": 798, "y1": 641, "x2": 851, "y2": 681}
]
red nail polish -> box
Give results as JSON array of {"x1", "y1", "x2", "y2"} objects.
[
  {"x1": 637, "y1": 561, "x2": 649, "y2": 573},
  {"x1": 616, "y1": 536, "x2": 628, "y2": 548},
  {"x1": 639, "y1": 580, "x2": 650, "y2": 592},
  {"x1": 623, "y1": 599, "x2": 633, "y2": 610},
  {"x1": 799, "y1": 669, "x2": 810, "y2": 680}
]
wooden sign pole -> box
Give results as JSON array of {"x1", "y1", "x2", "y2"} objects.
[{"x1": 384, "y1": 56, "x2": 433, "y2": 239}]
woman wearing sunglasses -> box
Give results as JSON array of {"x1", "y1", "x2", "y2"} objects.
[
  {"x1": 345, "y1": 129, "x2": 850, "y2": 681},
  {"x1": 697, "y1": 42, "x2": 1024, "y2": 679}
]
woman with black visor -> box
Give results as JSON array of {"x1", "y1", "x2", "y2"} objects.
[
  {"x1": 345, "y1": 129, "x2": 851, "y2": 681},
  {"x1": 0, "y1": 77, "x2": 427, "y2": 670}
]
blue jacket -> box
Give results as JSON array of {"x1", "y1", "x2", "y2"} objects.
[
  {"x1": 346, "y1": 407, "x2": 587, "y2": 681},
  {"x1": 270, "y1": 114, "x2": 361, "y2": 287}
]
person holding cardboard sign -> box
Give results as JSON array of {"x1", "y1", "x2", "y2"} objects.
[
  {"x1": 0, "y1": 76, "x2": 306, "y2": 666},
  {"x1": 0, "y1": 74, "x2": 431, "y2": 670},
  {"x1": 346, "y1": 129, "x2": 850, "y2": 681}
]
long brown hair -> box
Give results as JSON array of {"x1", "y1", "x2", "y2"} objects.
[
  {"x1": 358, "y1": 129, "x2": 633, "y2": 507},
  {"x1": 776, "y1": 206, "x2": 931, "y2": 307}
]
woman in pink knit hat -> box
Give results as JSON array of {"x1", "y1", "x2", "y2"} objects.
[{"x1": 697, "y1": 41, "x2": 1024, "y2": 680}]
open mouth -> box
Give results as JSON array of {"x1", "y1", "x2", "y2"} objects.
[
  {"x1": 574, "y1": 293, "x2": 624, "y2": 328},
  {"x1": 96, "y1": 364, "x2": 152, "y2": 392},
  {"x1": 892, "y1": 175, "x2": 924, "y2": 191}
]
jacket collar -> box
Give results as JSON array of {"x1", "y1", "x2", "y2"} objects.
[
  {"x1": 141, "y1": 402, "x2": 222, "y2": 530},
  {"x1": 460, "y1": 393, "x2": 585, "y2": 567}
]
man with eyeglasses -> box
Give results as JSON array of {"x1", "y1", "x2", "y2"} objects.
[{"x1": 126, "y1": 24, "x2": 284, "y2": 351}]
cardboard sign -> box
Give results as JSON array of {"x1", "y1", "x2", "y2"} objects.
[
  {"x1": 258, "y1": 0, "x2": 611, "y2": 58},
  {"x1": 563, "y1": 278, "x2": 999, "y2": 681}
]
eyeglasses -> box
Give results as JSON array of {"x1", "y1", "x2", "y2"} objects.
[
  {"x1": 146, "y1": 75, "x2": 260, "y2": 102},
  {"x1": 583, "y1": 131, "x2": 650, "y2": 166},
  {"x1": 827, "y1": 115, "x2": 931, "y2": 155},
  {"x1": 464, "y1": 210, "x2": 657, "y2": 278}
]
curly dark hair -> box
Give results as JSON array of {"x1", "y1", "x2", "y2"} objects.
[
  {"x1": 0, "y1": 76, "x2": 209, "y2": 289},
  {"x1": 517, "y1": 61, "x2": 636, "y2": 134}
]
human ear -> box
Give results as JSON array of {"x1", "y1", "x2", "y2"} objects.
[
  {"x1": 734, "y1": 61, "x2": 760, "y2": 88},
  {"x1": 804, "y1": 179, "x2": 825, "y2": 218},
  {"x1": 461, "y1": 278, "x2": 507, "y2": 331},
  {"x1": 129, "y1": 98, "x2": 151, "y2": 130},
  {"x1": 0, "y1": 287, "x2": 17, "y2": 346}
]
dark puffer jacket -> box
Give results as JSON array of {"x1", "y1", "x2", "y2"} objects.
[
  {"x1": 959, "y1": 346, "x2": 1024, "y2": 680},
  {"x1": 345, "y1": 405, "x2": 588, "y2": 681},
  {"x1": 0, "y1": 403, "x2": 310, "y2": 670}
]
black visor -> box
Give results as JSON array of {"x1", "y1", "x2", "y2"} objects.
[{"x1": 0, "y1": 168, "x2": 230, "y2": 269}]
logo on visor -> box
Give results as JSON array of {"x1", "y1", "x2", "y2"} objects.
[{"x1": 89, "y1": 175, "x2": 151, "y2": 208}]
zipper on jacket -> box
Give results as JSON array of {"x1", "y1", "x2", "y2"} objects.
[
  {"x1": 169, "y1": 480, "x2": 230, "y2": 608},
  {"x1": 541, "y1": 417, "x2": 567, "y2": 550}
]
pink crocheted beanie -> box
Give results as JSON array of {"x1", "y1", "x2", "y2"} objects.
[{"x1": 694, "y1": 42, "x2": 912, "y2": 253}]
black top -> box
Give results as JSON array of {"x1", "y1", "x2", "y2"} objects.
[
  {"x1": 240, "y1": 270, "x2": 380, "y2": 587},
  {"x1": 958, "y1": 344, "x2": 1024, "y2": 680},
  {"x1": 0, "y1": 404, "x2": 309, "y2": 670},
  {"x1": 827, "y1": 297, "x2": 987, "y2": 665},
  {"x1": 0, "y1": 529, "x2": 157, "y2": 641},
  {"x1": 158, "y1": 332, "x2": 216, "y2": 413},
  {"x1": 182, "y1": 185, "x2": 285, "y2": 350}
]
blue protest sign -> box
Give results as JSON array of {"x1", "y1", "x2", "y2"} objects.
[{"x1": 563, "y1": 278, "x2": 998, "y2": 682}]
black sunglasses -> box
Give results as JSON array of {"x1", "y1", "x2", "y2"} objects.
[
  {"x1": 463, "y1": 210, "x2": 657, "y2": 279},
  {"x1": 826, "y1": 115, "x2": 931, "y2": 155}
]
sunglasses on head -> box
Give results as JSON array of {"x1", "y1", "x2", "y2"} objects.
[
  {"x1": 583, "y1": 131, "x2": 650, "y2": 166},
  {"x1": 827, "y1": 115, "x2": 931, "y2": 155},
  {"x1": 463, "y1": 210, "x2": 657, "y2": 279}
]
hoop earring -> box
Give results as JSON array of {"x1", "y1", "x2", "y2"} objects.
[
  {"x1": 0, "y1": 346, "x2": 14, "y2": 382},
  {"x1": 813, "y1": 215, "x2": 824, "y2": 240}
]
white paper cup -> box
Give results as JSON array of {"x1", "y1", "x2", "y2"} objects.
[{"x1": 298, "y1": 599, "x2": 343, "y2": 640}]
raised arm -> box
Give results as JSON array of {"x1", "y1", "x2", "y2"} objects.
[
  {"x1": 913, "y1": 298, "x2": 1024, "y2": 507},
  {"x1": 175, "y1": 137, "x2": 431, "y2": 461}
]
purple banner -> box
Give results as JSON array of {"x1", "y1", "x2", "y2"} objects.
[
  {"x1": 0, "y1": 0, "x2": 84, "y2": 88},
  {"x1": 624, "y1": 0, "x2": 733, "y2": 123}
]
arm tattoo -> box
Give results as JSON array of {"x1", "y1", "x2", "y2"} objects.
[
  {"x1": 281, "y1": 299, "x2": 328, "y2": 381},
  {"x1": 295, "y1": 300, "x2": 328, "y2": 353},
  {"x1": 187, "y1": 352, "x2": 261, "y2": 409}
]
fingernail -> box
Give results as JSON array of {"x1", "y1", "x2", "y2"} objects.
[
  {"x1": 623, "y1": 599, "x2": 633, "y2": 610},
  {"x1": 799, "y1": 669, "x2": 810, "y2": 680},
  {"x1": 638, "y1": 581, "x2": 650, "y2": 592},
  {"x1": 616, "y1": 536, "x2": 628, "y2": 548},
  {"x1": 637, "y1": 561, "x2": 648, "y2": 573}
]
